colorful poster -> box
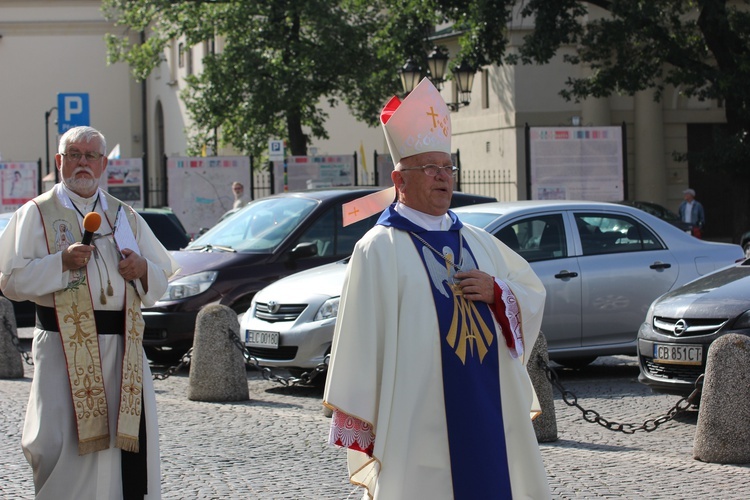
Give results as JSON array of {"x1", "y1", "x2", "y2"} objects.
[
  {"x1": 102, "y1": 158, "x2": 144, "y2": 207},
  {"x1": 0, "y1": 162, "x2": 39, "y2": 212}
]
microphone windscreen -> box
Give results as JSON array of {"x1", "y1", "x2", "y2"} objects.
[{"x1": 83, "y1": 212, "x2": 102, "y2": 233}]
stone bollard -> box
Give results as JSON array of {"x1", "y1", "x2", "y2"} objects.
[
  {"x1": 693, "y1": 334, "x2": 750, "y2": 464},
  {"x1": 188, "y1": 304, "x2": 249, "y2": 402},
  {"x1": 528, "y1": 332, "x2": 558, "y2": 442},
  {"x1": 0, "y1": 297, "x2": 24, "y2": 379}
]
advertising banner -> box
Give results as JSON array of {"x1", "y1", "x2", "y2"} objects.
[
  {"x1": 0, "y1": 162, "x2": 38, "y2": 213},
  {"x1": 167, "y1": 156, "x2": 252, "y2": 236},
  {"x1": 528, "y1": 126, "x2": 624, "y2": 201},
  {"x1": 102, "y1": 158, "x2": 144, "y2": 207},
  {"x1": 273, "y1": 155, "x2": 354, "y2": 193}
]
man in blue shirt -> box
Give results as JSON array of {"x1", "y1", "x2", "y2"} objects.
[{"x1": 678, "y1": 188, "x2": 705, "y2": 238}]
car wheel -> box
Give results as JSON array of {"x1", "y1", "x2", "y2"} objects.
[
  {"x1": 555, "y1": 356, "x2": 597, "y2": 369},
  {"x1": 744, "y1": 242, "x2": 750, "y2": 260}
]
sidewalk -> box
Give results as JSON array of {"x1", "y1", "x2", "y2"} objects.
[{"x1": 1, "y1": 354, "x2": 748, "y2": 499}]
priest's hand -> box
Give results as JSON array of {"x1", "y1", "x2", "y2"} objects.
[
  {"x1": 119, "y1": 248, "x2": 149, "y2": 291},
  {"x1": 454, "y1": 269, "x2": 495, "y2": 303},
  {"x1": 62, "y1": 243, "x2": 94, "y2": 272}
]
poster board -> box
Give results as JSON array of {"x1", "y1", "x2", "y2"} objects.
[
  {"x1": 273, "y1": 155, "x2": 354, "y2": 193},
  {"x1": 528, "y1": 126, "x2": 624, "y2": 201},
  {"x1": 101, "y1": 158, "x2": 144, "y2": 208},
  {"x1": 167, "y1": 156, "x2": 251, "y2": 236},
  {"x1": 0, "y1": 162, "x2": 38, "y2": 213}
]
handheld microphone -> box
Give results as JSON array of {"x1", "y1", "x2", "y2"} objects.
[{"x1": 81, "y1": 212, "x2": 102, "y2": 245}]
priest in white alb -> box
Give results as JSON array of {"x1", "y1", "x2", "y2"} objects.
[{"x1": 0, "y1": 126, "x2": 179, "y2": 500}]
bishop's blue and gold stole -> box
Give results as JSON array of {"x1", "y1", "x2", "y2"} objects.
[{"x1": 379, "y1": 208, "x2": 513, "y2": 499}]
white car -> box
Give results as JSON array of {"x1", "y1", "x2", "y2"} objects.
[{"x1": 240, "y1": 200, "x2": 743, "y2": 374}]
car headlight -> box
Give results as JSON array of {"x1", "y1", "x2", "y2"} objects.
[
  {"x1": 160, "y1": 271, "x2": 218, "y2": 301},
  {"x1": 731, "y1": 309, "x2": 750, "y2": 329},
  {"x1": 314, "y1": 297, "x2": 340, "y2": 321}
]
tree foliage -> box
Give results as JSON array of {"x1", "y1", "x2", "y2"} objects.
[
  {"x1": 104, "y1": 0, "x2": 750, "y2": 177},
  {"x1": 407, "y1": 0, "x2": 750, "y2": 177},
  {"x1": 102, "y1": 0, "x2": 404, "y2": 157}
]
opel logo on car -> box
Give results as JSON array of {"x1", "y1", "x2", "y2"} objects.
[
  {"x1": 673, "y1": 319, "x2": 688, "y2": 336},
  {"x1": 267, "y1": 300, "x2": 281, "y2": 314}
]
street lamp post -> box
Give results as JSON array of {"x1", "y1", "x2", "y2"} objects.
[
  {"x1": 399, "y1": 46, "x2": 477, "y2": 111},
  {"x1": 45, "y1": 107, "x2": 57, "y2": 183},
  {"x1": 398, "y1": 58, "x2": 423, "y2": 95}
]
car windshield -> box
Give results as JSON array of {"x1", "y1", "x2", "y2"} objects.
[
  {"x1": 455, "y1": 211, "x2": 503, "y2": 229},
  {"x1": 187, "y1": 197, "x2": 318, "y2": 252}
]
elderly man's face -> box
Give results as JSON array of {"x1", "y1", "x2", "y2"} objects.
[
  {"x1": 391, "y1": 151, "x2": 454, "y2": 216},
  {"x1": 56, "y1": 138, "x2": 107, "y2": 198}
]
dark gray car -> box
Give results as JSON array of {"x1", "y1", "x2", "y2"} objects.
[{"x1": 637, "y1": 259, "x2": 750, "y2": 395}]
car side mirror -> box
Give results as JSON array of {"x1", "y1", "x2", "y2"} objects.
[{"x1": 289, "y1": 241, "x2": 318, "y2": 260}]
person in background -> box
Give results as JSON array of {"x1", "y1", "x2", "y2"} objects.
[
  {"x1": 232, "y1": 181, "x2": 247, "y2": 209},
  {"x1": 323, "y1": 78, "x2": 550, "y2": 499},
  {"x1": 0, "y1": 126, "x2": 179, "y2": 500},
  {"x1": 678, "y1": 188, "x2": 705, "y2": 238}
]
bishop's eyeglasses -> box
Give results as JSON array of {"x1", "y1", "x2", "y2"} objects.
[{"x1": 398, "y1": 164, "x2": 458, "y2": 177}]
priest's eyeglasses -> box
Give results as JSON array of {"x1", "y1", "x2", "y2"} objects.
[
  {"x1": 61, "y1": 151, "x2": 104, "y2": 163},
  {"x1": 399, "y1": 164, "x2": 458, "y2": 177}
]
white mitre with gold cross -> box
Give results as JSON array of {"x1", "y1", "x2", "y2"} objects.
[
  {"x1": 381, "y1": 77, "x2": 451, "y2": 164},
  {"x1": 343, "y1": 78, "x2": 452, "y2": 226}
]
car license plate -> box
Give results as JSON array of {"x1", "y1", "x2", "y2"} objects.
[
  {"x1": 245, "y1": 330, "x2": 279, "y2": 349},
  {"x1": 653, "y1": 344, "x2": 702, "y2": 365}
]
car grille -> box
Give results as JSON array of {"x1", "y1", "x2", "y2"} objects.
[
  {"x1": 642, "y1": 358, "x2": 703, "y2": 382},
  {"x1": 246, "y1": 346, "x2": 298, "y2": 361},
  {"x1": 254, "y1": 302, "x2": 307, "y2": 323},
  {"x1": 652, "y1": 316, "x2": 727, "y2": 337}
]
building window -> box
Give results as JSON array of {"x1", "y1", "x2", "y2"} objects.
[
  {"x1": 481, "y1": 69, "x2": 489, "y2": 109},
  {"x1": 186, "y1": 46, "x2": 193, "y2": 76},
  {"x1": 178, "y1": 42, "x2": 185, "y2": 68}
]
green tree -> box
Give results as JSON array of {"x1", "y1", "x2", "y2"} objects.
[
  {"x1": 102, "y1": 0, "x2": 404, "y2": 158},
  {"x1": 376, "y1": 0, "x2": 750, "y2": 237}
]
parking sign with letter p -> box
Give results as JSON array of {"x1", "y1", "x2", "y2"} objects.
[{"x1": 57, "y1": 93, "x2": 90, "y2": 134}]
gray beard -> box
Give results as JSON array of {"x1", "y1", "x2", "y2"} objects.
[{"x1": 64, "y1": 176, "x2": 99, "y2": 195}]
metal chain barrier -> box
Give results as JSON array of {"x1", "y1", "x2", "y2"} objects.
[
  {"x1": 152, "y1": 349, "x2": 193, "y2": 381},
  {"x1": 540, "y1": 357, "x2": 703, "y2": 434},
  {"x1": 3, "y1": 316, "x2": 34, "y2": 366},
  {"x1": 151, "y1": 329, "x2": 329, "y2": 386},
  {"x1": 151, "y1": 327, "x2": 701, "y2": 429},
  {"x1": 228, "y1": 330, "x2": 329, "y2": 386}
]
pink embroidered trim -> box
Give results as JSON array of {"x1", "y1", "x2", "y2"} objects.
[
  {"x1": 493, "y1": 280, "x2": 524, "y2": 358},
  {"x1": 328, "y1": 410, "x2": 375, "y2": 456}
]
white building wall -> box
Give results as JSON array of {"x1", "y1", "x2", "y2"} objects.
[{"x1": 0, "y1": 1, "x2": 140, "y2": 178}]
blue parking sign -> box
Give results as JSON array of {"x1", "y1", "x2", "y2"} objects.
[{"x1": 57, "y1": 93, "x2": 90, "y2": 134}]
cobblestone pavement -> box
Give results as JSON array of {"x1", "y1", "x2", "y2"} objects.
[{"x1": 1, "y1": 349, "x2": 749, "y2": 499}]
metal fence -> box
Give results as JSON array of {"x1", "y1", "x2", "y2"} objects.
[
  {"x1": 147, "y1": 154, "x2": 516, "y2": 207},
  {"x1": 457, "y1": 168, "x2": 516, "y2": 202}
]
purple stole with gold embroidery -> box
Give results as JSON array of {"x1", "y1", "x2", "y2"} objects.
[{"x1": 379, "y1": 207, "x2": 513, "y2": 499}]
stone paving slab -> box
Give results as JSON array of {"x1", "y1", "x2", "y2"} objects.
[{"x1": 1, "y1": 354, "x2": 749, "y2": 499}]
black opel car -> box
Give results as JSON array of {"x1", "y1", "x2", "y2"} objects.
[{"x1": 142, "y1": 188, "x2": 495, "y2": 361}]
